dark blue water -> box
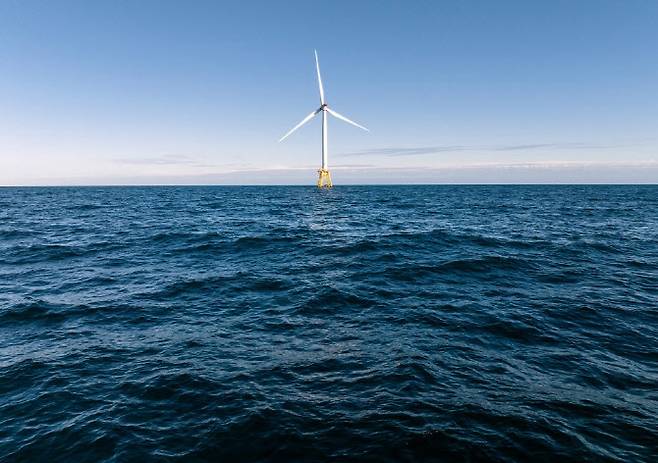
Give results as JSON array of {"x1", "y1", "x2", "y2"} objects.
[{"x1": 1, "y1": 185, "x2": 657, "y2": 462}]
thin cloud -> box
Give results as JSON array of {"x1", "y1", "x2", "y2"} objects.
[
  {"x1": 344, "y1": 146, "x2": 468, "y2": 156},
  {"x1": 114, "y1": 154, "x2": 214, "y2": 167},
  {"x1": 342, "y1": 142, "x2": 627, "y2": 157},
  {"x1": 332, "y1": 163, "x2": 378, "y2": 168}
]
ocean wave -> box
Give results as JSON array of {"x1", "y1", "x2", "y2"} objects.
[
  {"x1": 2, "y1": 240, "x2": 124, "y2": 265},
  {"x1": 0, "y1": 228, "x2": 39, "y2": 239},
  {"x1": 0, "y1": 299, "x2": 149, "y2": 325},
  {"x1": 141, "y1": 273, "x2": 294, "y2": 301},
  {"x1": 377, "y1": 256, "x2": 534, "y2": 284},
  {"x1": 294, "y1": 286, "x2": 378, "y2": 314}
]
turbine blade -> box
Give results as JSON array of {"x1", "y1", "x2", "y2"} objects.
[
  {"x1": 278, "y1": 108, "x2": 321, "y2": 142},
  {"x1": 326, "y1": 108, "x2": 369, "y2": 132},
  {"x1": 314, "y1": 50, "x2": 325, "y2": 105}
]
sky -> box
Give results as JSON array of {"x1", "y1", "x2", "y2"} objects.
[{"x1": 1, "y1": 0, "x2": 657, "y2": 185}]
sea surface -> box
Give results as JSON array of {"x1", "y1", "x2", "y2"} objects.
[{"x1": 1, "y1": 185, "x2": 657, "y2": 462}]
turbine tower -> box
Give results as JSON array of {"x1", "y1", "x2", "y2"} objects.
[{"x1": 279, "y1": 50, "x2": 369, "y2": 188}]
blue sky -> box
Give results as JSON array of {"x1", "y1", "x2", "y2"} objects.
[{"x1": 1, "y1": 0, "x2": 657, "y2": 184}]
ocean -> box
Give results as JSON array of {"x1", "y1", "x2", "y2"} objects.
[{"x1": 1, "y1": 185, "x2": 657, "y2": 462}]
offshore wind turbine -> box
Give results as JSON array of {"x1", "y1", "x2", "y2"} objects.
[{"x1": 279, "y1": 50, "x2": 369, "y2": 188}]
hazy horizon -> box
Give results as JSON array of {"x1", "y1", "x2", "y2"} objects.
[{"x1": 4, "y1": 162, "x2": 657, "y2": 186}]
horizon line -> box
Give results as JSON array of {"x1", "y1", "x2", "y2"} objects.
[{"x1": 2, "y1": 182, "x2": 657, "y2": 188}]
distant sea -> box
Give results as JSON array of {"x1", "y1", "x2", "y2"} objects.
[{"x1": 1, "y1": 185, "x2": 657, "y2": 462}]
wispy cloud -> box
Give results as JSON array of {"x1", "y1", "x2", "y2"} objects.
[
  {"x1": 332, "y1": 163, "x2": 378, "y2": 169},
  {"x1": 114, "y1": 154, "x2": 214, "y2": 167},
  {"x1": 341, "y1": 142, "x2": 628, "y2": 157},
  {"x1": 343, "y1": 146, "x2": 468, "y2": 156}
]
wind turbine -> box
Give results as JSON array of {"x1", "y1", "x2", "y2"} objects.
[{"x1": 279, "y1": 50, "x2": 369, "y2": 188}]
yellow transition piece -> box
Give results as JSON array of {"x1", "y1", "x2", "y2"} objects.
[{"x1": 317, "y1": 169, "x2": 332, "y2": 188}]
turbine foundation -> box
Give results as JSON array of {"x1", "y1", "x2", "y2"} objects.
[{"x1": 317, "y1": 169, "x2": 332, "y2": 188}]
